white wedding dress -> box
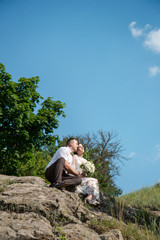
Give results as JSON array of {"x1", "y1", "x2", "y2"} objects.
[{"x1": 71, "y1": 155, "x2": 100, "y2": 201}]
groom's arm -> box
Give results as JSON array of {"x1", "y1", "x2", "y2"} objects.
[
  {"x1": 58, "y1": 148, "x2": 80, "y2": 176},
  {"x1": 64, "y1": 160, "x2": 79, "y2": 176}
]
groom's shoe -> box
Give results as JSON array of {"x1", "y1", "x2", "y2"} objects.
[
  {"x1": 55, "y1": 182, "x2": 69, "y2": 189},
  {"x1": 49, "y1": 183, "x2": 55, "y2": 188},
  {"x1": 49, "y1": 182, "x2": 69, "y2": 189}
]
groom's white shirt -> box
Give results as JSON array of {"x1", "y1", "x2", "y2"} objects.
[{"x1": 45, "y1": 146, "x2": 72, "y2": 170}]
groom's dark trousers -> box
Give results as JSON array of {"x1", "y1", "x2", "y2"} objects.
[{"x1": 45, "y1": 157, "x2": 81, "y2": 186}]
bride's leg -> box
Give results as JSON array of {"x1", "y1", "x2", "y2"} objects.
[
  {"x1": 85, "y1": 194, "x2": 93, "y2": 201},
  {"x1": 85, "y1": 194, "x2": 100, "y2": 205}
]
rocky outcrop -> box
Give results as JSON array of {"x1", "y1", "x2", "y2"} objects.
[{"x1": 0, "y1": 174, "x2": 123, "y2": 240}]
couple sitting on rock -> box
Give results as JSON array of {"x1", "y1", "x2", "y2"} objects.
[{"x1": 45, "y1": 138, "x2": 100, "y2": 205}]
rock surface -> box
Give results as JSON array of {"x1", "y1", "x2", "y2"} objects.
[
  {"x1": 0, "y1": 174, "x2": 123, "y2": 240},
  {"x1": 100, "y1": 229, "x2": 124, "y2": 240}
]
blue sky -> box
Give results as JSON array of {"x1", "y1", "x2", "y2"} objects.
[{"x1": 1, "y1": 0, "x2": 160, "y2": 194}]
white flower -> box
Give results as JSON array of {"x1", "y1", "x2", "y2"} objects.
[{"x1": 80, "y1": 161, "x2": 95, "y2": 174}]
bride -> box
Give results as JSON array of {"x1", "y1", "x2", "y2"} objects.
[{"x1": 71, "y1": 144, "x2": 100, "y2": 205}]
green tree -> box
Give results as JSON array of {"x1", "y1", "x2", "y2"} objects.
[
  {"x1": 0, "y1": 63, "x2": 65, "y2": 176},
  {"x1": 18, "y1": 150, "x2": 52, "y2": 178}
]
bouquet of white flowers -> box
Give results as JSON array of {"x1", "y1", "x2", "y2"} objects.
[{"x1": 80, "y1": 161, "x2": 95, "y2": 176}]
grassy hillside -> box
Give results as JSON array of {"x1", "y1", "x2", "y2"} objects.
[
  {"x1": 116, "y1": 183, "x2": 160, "y2": 239},
  {"x1": 119, "y1": 183, "x2": 160, "y2": 210},
  {"x1": 88, "y1": 184, "x2": 160, "y2": 239}
]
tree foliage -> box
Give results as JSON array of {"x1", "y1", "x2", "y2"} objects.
[
  {"x1": 0, "y1": 63, "x2": 65, "y2": 175},
  {"x1": 59, "y1": 130, "x2": 126, "y2": 196}
]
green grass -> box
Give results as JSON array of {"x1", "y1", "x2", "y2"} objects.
[
  {"x1": 0, "y1": 187, "x2": 5, "y2": 192},
  {"x1": 112, "y1": 183, "x2": 160, "y2": 238},
  {"x1": 90, "y1": 218, "x2": 160, "y2": 240},
  {"x1": 0, "y1": 179, "x2": 15, "y2": 192},
  {"x1": 118, "y1": 184, "x2": 160, "y2": 210}
]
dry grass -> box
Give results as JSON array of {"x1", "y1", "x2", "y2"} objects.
[{"x1": 90, "y1": 218, "x2": 159, "y2": 240}]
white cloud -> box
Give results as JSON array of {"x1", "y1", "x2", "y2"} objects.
[
  {"x1": 128, "y1": 152, "x2": 136, "y2": 159},
  {"x1": 129, "y1": 22, "x2": 160, "y2": 54},
  {"x1": 145, "y1": 24, "x2": 151, "y2": 30},
  {"x1": 129, "y1": 21, "x2": 143, "y2": 38},
  {"x1": 149, "y1": 66, "x2": 160, "y2": 76},
  {"x1": 144, "y1": 29, "x2": 160, "y2": 53}
]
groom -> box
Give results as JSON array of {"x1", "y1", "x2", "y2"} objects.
[{"x1": 45, "y1": 138, "x2": 82, "y2": 189}]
